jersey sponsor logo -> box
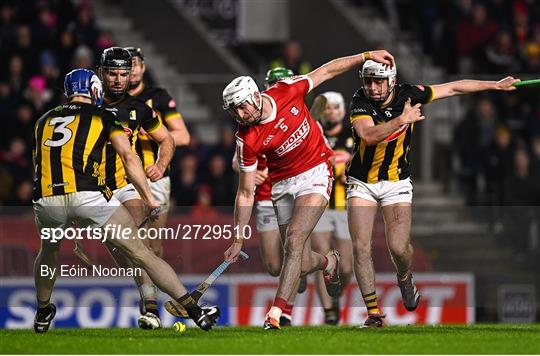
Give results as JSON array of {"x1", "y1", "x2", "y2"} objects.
[
  {"x1": 263, "y1": 135, "x2": 274, "y2": 146},
  {"x1": 352, "y1": 108, "x2": 367, "y2": 114},
  {"x1": 275, "y1": 117, "x2": 310, "y2": 157},
  {"x1": 129, "y1": 110, "x2": 137, "y2": 121},
  {"x1": 290, "y1": 106, "x2": 299, "y2": 116},
  {"x1": 384, "y1": 123, "x2": 409, "y2": 142}
]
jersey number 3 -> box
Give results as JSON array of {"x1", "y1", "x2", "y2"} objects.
[{"x1": 44, "y1": 116, "x2": 76, "y2": 147}]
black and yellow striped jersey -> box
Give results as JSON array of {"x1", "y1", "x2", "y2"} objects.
[
  {"x1": 346, "y1": 84, "x2": 434, "y2": 183},
  {"x1": 132, "y1": 85, "x2": 182, "y2": 177},
  {"x1": 326, "y1": 125, "x2": 354, "y2": 210},
  {"x1": 102, "y1": 94, "x2": 162, "y2": 190},
  {"x1": 33, "y1": 102, "x2": 124, "y2": 200}
]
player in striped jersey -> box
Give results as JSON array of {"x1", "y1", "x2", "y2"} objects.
[
  {"x1": 346, "y1": 60, "x2": 520, "y2": 327},
  {"x1": 98, "y1": 47, "x2": 175, "y2": 329},
  {"x1": 125, "y1": 46, "x2": 190, "y2": 328},
  {"x1": 32, "y1": 69, "x2": 217, "y2": 333},
  {"x1": 311, "y1": 91, "x2": 354, "y2": 325}
]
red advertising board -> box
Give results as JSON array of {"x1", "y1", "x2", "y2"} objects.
[{"x1": 230, "y1": 273, "x2": 474, "y2": 325}]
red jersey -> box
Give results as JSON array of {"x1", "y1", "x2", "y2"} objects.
[
  {"x1": 236, "y1": 75, "x2": 333, "y2": 183},
  {"x1": 255, "y1": 155, "x2": 272, "y2": 201}
]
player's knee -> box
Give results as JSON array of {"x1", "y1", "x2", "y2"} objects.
[
  {"x1": 352, "y1": 239, "x2": 371, "y2": 257},
  {"x1": 126, "y1": 246, "x2": 152, "y2": 268},
  {"x1": 267, "y1": 264, "x2": 281, "y2": 277},
  {"x1": 388, "y1": 242, "x2": 411, "y2": 260}
]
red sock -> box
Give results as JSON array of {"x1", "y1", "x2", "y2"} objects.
[
  {"x1": 283, "y1": 303, "x2": 294, "y2": 317},
  {"x1": 273, "y1": 297, "x2": 288, "y2": 311}
]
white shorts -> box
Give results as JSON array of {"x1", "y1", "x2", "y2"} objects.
[
  {"x1": 33, "y1": 191, "x2": 121, "y2": 232},
  {"x1": 113, "y1": 183, "x2": 140, "y2": 204},
  {"x1": 346, "y1": 177, "x2": 413, "y2": 207},
  {"x1": 255, "y1": 200, "x2": 279, "y2": 232},
  {"x1": 149, "y1": 176, "x2": 170, "y2": 213},
  {"x1": 272, "y1": 161, "x2": 333, "y2": 226},
  {"x1": 313, "y1": 209, "x2": 350, "y2": 240}
]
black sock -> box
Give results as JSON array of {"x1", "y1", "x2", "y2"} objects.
[
  {"x1": 176, "y1": 293, "x2": 201, "y2": 318},
  {"x1": 144, "y1": 299, "x2": 159, "y2": 316}
]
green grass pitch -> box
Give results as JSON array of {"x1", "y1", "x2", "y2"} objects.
[{"x1": 1, "y1": 325, "x2": 539, "y2": 354}]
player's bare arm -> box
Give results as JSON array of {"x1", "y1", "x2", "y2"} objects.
[
  {"x1": 165, "y1": 115, "x2": 191, "y2": 146},
  {"x1": 224, "y1": 169, "x2": 256, "y2": 262},
  {"x1": 232, "y1": 151, "x2": 267, "y2": 185},
  {"x1": 431, "y1": 76, "x2": 520, "y2": 101},
  {"x1": 111, "y1": 133, "x2": 158, "y2": 209},
  {"x1": 146, "y1": 125, "x2": 174, "y2": 182},
  {"x1": 308, "y1": 50, "x2": 395, "y2": 89},
  {"x1": 353, "y1": 98, "x2": 424, "y2": 146}
]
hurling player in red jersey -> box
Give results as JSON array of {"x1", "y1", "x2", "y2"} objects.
[
  {"x1": 231, "y1": 68, "x2": 301, "y2": 327},
  {"x1": 222, "y1": 50, "x2": 395, "y2": 330}
]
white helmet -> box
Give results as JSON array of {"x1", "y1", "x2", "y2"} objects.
[
  {"x1": 222, "y1": 76, "x2": 263, "y2": 125},
  {"x1": 322, "y1": 91, "x2": 345, "y2": 111},
  {"x1": 360, "y1": 60, "x2": 397, "y2": 101},
  {"x1": 320, "y1": 91, "x2": 346, "y2": 130}
]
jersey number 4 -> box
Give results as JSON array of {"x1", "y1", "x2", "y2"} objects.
[{"x1": 44, "y1": 116, "x2": 76, "y2": 147}]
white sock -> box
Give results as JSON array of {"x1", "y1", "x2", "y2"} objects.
[
  {"x1": 324, "y1": 255, "x2": 335, "y2": 273},
  {"x1": 267, "y1": 306, "x2": 282, "y2": 320}
]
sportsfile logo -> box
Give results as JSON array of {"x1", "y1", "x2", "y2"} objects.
[{"x1": 275, "y1": 117, "x2": 310, "y2": 157}]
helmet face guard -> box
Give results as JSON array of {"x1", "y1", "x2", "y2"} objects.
[
  {"x1": 319, "y1": 91, "x2": 345, "y2": 130},
  {"x1": 99, "y1": 47, "x2": 132, "y2": 100},
  {"x1": 222, "y1": 76, "x2": 263, "y2": 126},
  {"x1": 64, "y1": 68, "x2": 104, "y2": 106},
  {"x1": 124, "y1": 46, "x2": 144, "y2": 90},
  {"x1": 360, "y1": 60, "x2": 397, "y2": 102}
]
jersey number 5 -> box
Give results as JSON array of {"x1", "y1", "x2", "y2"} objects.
[{"x1": 44, "y1": 116, "x2": 76, "y2": 147}]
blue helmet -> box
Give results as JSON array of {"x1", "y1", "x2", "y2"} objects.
[{"x1": 64, "y1": 68, "x2": 104, "y2": 106}]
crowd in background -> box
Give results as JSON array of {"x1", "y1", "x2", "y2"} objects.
[
  {"x1": 0, "y1": 0, "x2": 538, "y2": 253},
  {"x1": 0, "y1": 0, "x2": 238, "y2": 208}
]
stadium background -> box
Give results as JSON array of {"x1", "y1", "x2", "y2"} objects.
[{"x1": 0, "y1": 0, "x2": 538, "y2": 328}]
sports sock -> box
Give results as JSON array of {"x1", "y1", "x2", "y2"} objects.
[
  {"x1": 362, "y1": 291, "x2": 381, "y2": 315},
  {"x1": 268, "y1": 297, "x2": 287, "y2": 320},
  {"x1": 282, "y1": 303, "x2": 294, "y2": 319}
]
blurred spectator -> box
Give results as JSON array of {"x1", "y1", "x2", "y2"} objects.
[
  {"x1": 7, "y1": 55, "x2": 26, "y2": 95},
  {"x1": 455, "y1": 3, "x2": 498, "y2": 73},
  {"x1": 270, "y1": 40, "x2": 312, "y2": 75},
  {"x1": 484, "y1": 126, "x2": 515, "y2": 205},
  {"x1": 25, "y1": 75, "x2": 53, "y2": 115},
  {"x1": 71, "y1": 44, "x2": 94, "y2": 69},
  {"x1": 530, "y1": 136, "x2": 540, "y2": 177},
  {"x1": 11, "y1": 25, "x2": 38, "y2": 74},
  {"x1": 173, "y1": 153, "x2": 199, "y2": 207},
  {"x1": 73, "y1": 5, "x2": 98, "y2": 47},
  {"x1": 208, "y1": 125, "x2": 236, "y2": 170},
  {"x1": 0, "y1": 137, "x2": 31, "y2": 183},
  {"x1": 204, "y1": 154, "x2": 235, "y2": 206},
  {"x1": 190, "y1": 185, "x2": 220, "y2": 218},
  {"x1": 39, "y1": 51, "x2": 61, "y2": 93},
  {"x1": 485, "y1": 31, "x2": 521, "y2": 73},
  {"x1": 454, "y1": 97, "x2": 499, "y2": 203},
  {"x1": 32, "y1": 6, "x2": 57, "y2": 50},
  {"x1": 56, "y1": 27, "x2": 76, "y2": 71},
  {"x1": 11, "y1": 103, "x2": 36, "y2": 157},
  {"x1": 0, "y1": 4, "x2": 17, "y2": 50}
]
